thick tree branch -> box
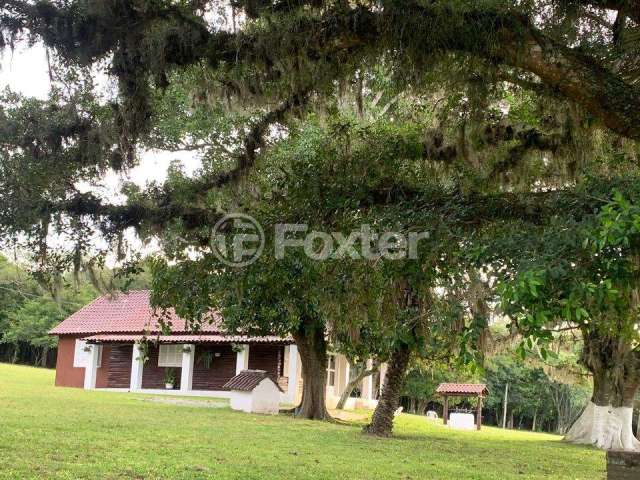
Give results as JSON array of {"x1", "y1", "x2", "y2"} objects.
[
  {"x1": 196, "y1": 90, "x2": 309, "y2": 191},
  {"x1": 3, "y1": 2, "x2": 640, "y2": 140}
]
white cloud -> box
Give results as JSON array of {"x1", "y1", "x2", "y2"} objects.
[
  {"x1": 2, "y1": 43, "x2": 203, "y2": 262},
  {"x1": 0, "y1": 42, "x2": 51, "y2": 99}
]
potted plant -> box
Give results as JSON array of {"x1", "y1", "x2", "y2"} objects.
[{"x1": 163, "y1": 368, "x2": 176, "y2": 389}]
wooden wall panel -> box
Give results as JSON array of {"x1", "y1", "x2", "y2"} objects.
[
  {"x1": 106, "y1": 344, "x2": 133, "y2": 388},
  {"x1": 141, "y1": 345, "x2": 182, "y2": 389},
  {"x1": 192, "y1": 345, "x2": 236, "y2": 390},
  {"x1": 248, "y1": 344, "x2": 284, "y2": 379},
  {"x1": 95, "y1": 344, "x2": 112, "y2": 388}
]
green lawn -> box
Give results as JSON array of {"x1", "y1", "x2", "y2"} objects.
[{"x1": 0, "y1": 363, "x2": 604, "y2": 479}]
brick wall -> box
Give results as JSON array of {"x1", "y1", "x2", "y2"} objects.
[{"x1": 54, "y1": 335, "x2": 85, "y2": 388}]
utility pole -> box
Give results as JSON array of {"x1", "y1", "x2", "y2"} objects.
[{"x1": 502, "y1": 383, "x2": 509, "y2": 429}]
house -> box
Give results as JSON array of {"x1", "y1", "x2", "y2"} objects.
[{"x1": 49, "y1": 290, "x2": 384, "y2": 408}]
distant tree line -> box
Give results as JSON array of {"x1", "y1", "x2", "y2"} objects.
[{"x1": 0, "y1": 255, "x2": 151, "y2": 367}]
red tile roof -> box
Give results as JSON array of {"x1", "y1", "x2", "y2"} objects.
[
  {"x1": 83, "y1": 334, "x2": 293, "y2": 344},
  {"x1": 436, "y1": 383, "x2": 488, "y2": 396},
  {"x1": 223, "y1": 370, "x2": 283, "y2": 393},
  {"x1": 49, "y1": 290, "x2": 223, "y2": 335}
]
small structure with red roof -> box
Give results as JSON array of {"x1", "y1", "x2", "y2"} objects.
[
  {"x1": 224, "y1": 369, "x2": 283, "y2": 414},
  {"x1": 436, "y1": 383, "x2": 489, "y2": 430}
]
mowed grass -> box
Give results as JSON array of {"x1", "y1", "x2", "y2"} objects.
[{"x1": 0, "y1": 363, "x2": 604, "y2": 480}]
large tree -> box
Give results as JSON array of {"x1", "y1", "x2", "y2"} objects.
[
  {"x1": 492, "y1": 183, "x2": 640, "y2": 450},
  {"x1": 2, "y1": 0, "x2": 639, "y2": 140},
  {"x1": 1, "y1": 0, "x2": 640, "y2": 441}
]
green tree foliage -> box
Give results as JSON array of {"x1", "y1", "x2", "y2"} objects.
[
  {"x1": 4, "y1": 297, "x2": 76, "y2": 366},
  {"x1": 495, "y1": 188, "x2": 640, "y2": 407},
  {"x1": 0, "y1": 0, "x2": 639, "y2": 444}
]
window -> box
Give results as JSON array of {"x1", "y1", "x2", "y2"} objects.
[
  {"x1": 326, "y1": 354, "x2": 336, "y2": 387},
  {"x1": 73, "y1": 340, "x2": 102, "y2": 368},
  {"x1": 73, "y1": 339, "x2": 88, "y2": 368},
  {"x1": 158, "y1": 344, "x2": 182, "y2": 367}
]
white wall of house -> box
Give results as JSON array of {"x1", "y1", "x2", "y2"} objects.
[
  {"x1": 82, "y1": 344, "x2": 101, "y2": 390},
  {"x1": 286, "y1": 350, "x2": 383, "y2": 410},
  {"x1": 180, "y1": 344, "x2": 195, "y2": 392},
  {"x1": 235, "y1": 344, "x2": 250, "y2": 374},
  {"x1": 281, "y1": 345, "x2": 299, "y2": 404},
  {"x1": 130, "y1": 343, "x2": 144, "y2": 391}
]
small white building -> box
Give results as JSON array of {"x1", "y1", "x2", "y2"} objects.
[{"x1": 224, "y1": 370, "x2": 283, "y2": 414}]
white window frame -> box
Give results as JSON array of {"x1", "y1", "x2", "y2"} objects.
[
  {"x1": 96, "y1": 345, "x2": 103, "y2": 368},
  {"x1": 326, "y1": 354, "x2": 336, "y2": 387},
  {"x1": 158, "y1": 344, "x2": 182, "y2": 367},
  {"x1": 73, "y1": 339, "x2": 88, "y2": 368},
  {"x1": 73, "y1": 340, "x2": 102, "y2": 368}
]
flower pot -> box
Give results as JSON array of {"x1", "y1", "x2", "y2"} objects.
[{"x1": 165, "y1": 383, "x2": 174, "y2": 390}]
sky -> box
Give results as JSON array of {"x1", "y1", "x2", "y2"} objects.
[
  {"x1": 1, "y1": 42, "x2": 203, "y2": 263},
  {"x1": 0, "y1": 42, "x2": 202, "y2": 201}
]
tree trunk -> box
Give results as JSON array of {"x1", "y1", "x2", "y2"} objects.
[
  {"x1": 40, "y1": 347, "x2": 49, "y2": 367},
  {"x1": 564, "y1": 332, "x2": 640, "y2": 451},
  {"x1": 336, "y1": 361, "x2": 379, "y2": 410},
  {"x1": 502, "y1": 383, "x2": 509, "y2": 428},
  {"x1": 363, "y1": 343, "x2": 411, "y2": 437},
  {"x1": 291, "y1": 318, "x2": 330, "y2": 420},
  {"x1": 532, "y1": 410, "x2": 537, "y2": 432}
]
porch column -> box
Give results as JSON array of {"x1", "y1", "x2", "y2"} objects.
[
  {"x1": 235, "y1": 344, "x2": 250, "y2": 374},
  {"x1": 361, "y1": 359, "x2": 374, "y2": 401},
  {"x1": 83, "y1": 344, "x2": 100, "y2": 390},
  {"x1": 443, "y1": 395, "x2": 449, "y2": 425},
  {"x1": 379, "y1": 363, "x2": 388, "y2": 396},
  {"x1": 180, "y1": 344, "x2": 195, "y2": 392},
  {"x1": 344, "y1": 360, "x2": 350, "y2": 392},
  {"x1": 130, "y1": 343, "x2": 144, "y2": 391},
  {"x1": 285, "y1": 344, "x2": 299, "y2": 404}
]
